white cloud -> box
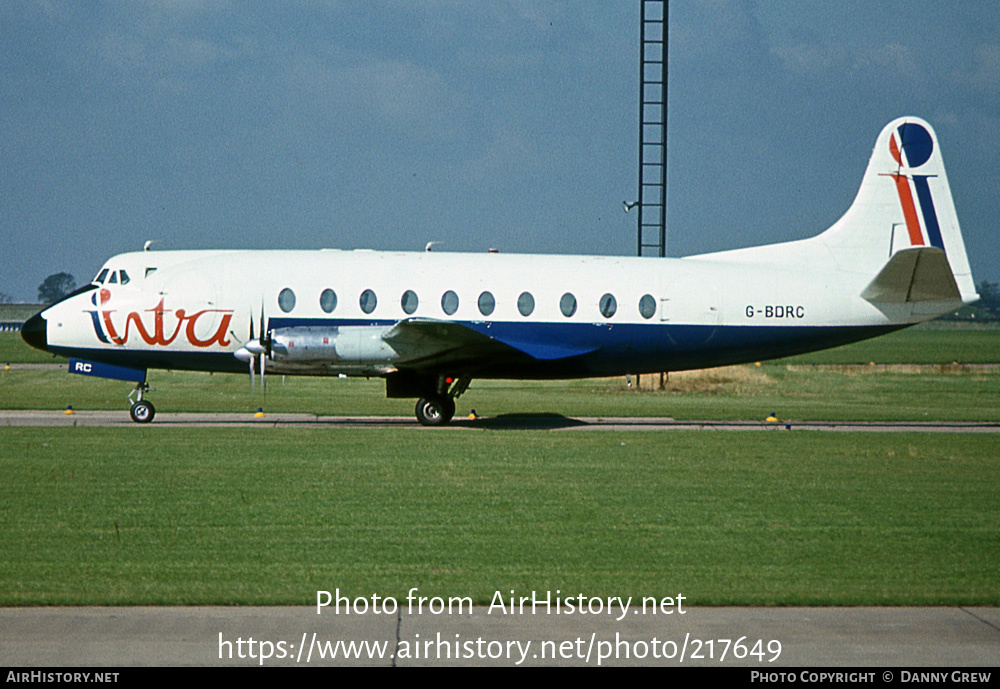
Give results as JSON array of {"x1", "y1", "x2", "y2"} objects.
[
  {"x1": 853, "y1": 42, "x2": 919, "y2": 82},
  {"x1": 963, "y1": 44, "x2": 1000, "y2": 93},
  {"x1": 770, "y1": 43, "x2": 844, "y2": 75},
  {"x1": 285, "y1": 54, "x2": 470, "y2": 144}
]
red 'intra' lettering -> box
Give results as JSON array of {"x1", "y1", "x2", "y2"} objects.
[{"x1": 98, "y1": 299, "x2": 233, "y2": 348}]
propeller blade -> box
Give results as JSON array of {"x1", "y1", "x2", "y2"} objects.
[{"x1": 259, "y1": 304, "x2": 268, "y2": 394}]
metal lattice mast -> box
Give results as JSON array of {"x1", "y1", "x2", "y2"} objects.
[{"x1": 637, "y1": 0, "x2": 667, "y2": 257}]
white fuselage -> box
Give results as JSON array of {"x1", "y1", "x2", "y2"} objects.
[{"x1": 37, "y1": 245, "x2": 949, "y2": 379}]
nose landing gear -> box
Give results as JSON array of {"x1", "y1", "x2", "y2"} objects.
[{"x1": 128, "y1": 382, "x2": 155, "y2": 423}]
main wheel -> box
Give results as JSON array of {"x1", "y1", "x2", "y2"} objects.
[
  {"x1": 129, "y1": 400, "x2": 155, "y2": 424},
  {"x1": 441, "y1": 396, "x2": 456, "y2": 423},
  {"x1": 415, "y1": 396, "x2": 455, "y2": 426}
]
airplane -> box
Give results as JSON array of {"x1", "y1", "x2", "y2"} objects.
[{"x1": 21, "y1": 117, "x2": 978, "y2": 425}]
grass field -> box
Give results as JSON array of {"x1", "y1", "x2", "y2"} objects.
[
  {"x1": 2, "y1": 323, "x2": 997, "y2": 607},
  {"x1": 773, "y1": 324, "x2": 1000, "y2": 365},
  {"x1": 1, "y1": 428, "x2": 996, "y2": 606},
  {"x1": 2, "y1": 364, "x2": 999, "y2": 422},
  {"x1": 0, "y1": 304, "x2": 44, "y2": 322}
]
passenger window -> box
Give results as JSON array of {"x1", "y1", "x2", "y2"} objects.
[
  {"x1": 95, "y1": 269, "x2": 109, "y2": 284},
  {"x1": 560, "y1": 293, "x2": 577, "y2": 317},
  {"x1": 360, "y1": 289, "x2": 377, "y2": 314},
  {"x1": 639, "y1": 294, "x2": 656, "y2": 319},
  {"x1": 478, "y1": 291, "x2": 495, "y2": 317},
  {"x1": 517, "y1": 292, "x2": 535, "y2": 317},
  {"x1": 278, "y1": 288, "x2": 296, "y2": 313},
  {"x1": 441, "y1": 290, "x2": 459, "y2": 315},
  {"x1": 599, "y1": 293, "x2": 617, "y2": 318},
  {"x1": 145, "y1": 267, "x2": 157, "y2": 278},
  {"x1": 320, "y1": 289, "x2": 337, "y2": 313},
  {"x1": 119, "y1": 270, "x2": 130, "y2": 285},
  {"x1": 402, "y1": 290, "x2": 419, "y2": 315}
]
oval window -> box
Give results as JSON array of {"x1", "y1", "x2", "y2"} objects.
[
  {"x1": 320, "y1": 289, "x2": 338, "y2": 313},
  {"x1": 359, "y1": 289, "x2": 377, "y2": 314},
  {"x1": 478, "y1": 291, "x2": 495, "y2": 317},
  {"x1": 560, "y1": 293, "x2": 577, "y2": 317},
  {"x1": 599, "y1": 293, "x2": 617, "y2": 318},
  {"x1": 517, "y1": 292, "x2": 535, "y2": 317},
  {"x1": 278, "y1": 288, "x2": 296, "y2": 313},
  {"x1": 639, "y1": 294, "x2": 656, "y2": 319},
  {"x1": 441, "y1": 290, "x2": 459, "y2": 316},
  {"x1": 401, "y1": 290, "x2": 419, "y2": 315}
]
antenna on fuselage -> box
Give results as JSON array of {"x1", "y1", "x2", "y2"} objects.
[
  {"x1": 425, "y1": 242, "x2": 444, "y2": 252},
  {"x1": 143, "y1": 240, "x2": 159, "y2": 252}
]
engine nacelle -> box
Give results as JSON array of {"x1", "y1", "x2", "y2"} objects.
[{"x1": 269, "y1": 326, "x2": 398, "y2": 364}]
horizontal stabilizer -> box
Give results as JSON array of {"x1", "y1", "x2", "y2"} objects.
[{"x1": 861, "y1": 247, "x2": 961, "y2": 303}]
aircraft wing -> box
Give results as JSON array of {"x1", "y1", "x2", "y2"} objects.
[{"x1": 383, "y1": 318, "x2": 597, "y2": 370}]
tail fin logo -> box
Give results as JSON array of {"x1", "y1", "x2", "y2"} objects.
[
  {"x1": 885, "y1": 122, "x2": 944, "y2": 250},
  {"x1": 889, "y1": 122, "x2": 933, "y2": 168}
]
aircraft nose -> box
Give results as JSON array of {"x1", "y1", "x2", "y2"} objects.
[{"x1": 21, "y1": 312, "x2": 47, "y2": 352}]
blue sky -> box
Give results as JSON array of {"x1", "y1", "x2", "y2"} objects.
[{"x1": 2, "y1": 1, "x2": 999, "y2": 301}]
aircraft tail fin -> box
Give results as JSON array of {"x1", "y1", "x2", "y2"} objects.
[{"x1": 819, "y1": 117, "x2": 978, "y2": 305}]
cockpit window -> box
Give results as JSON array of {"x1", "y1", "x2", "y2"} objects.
[
  {"x1": 108, "y1": 271, "x2": 118, "y2": 285},
  {"x1": 95, "y1": 269, "x2": 109, "y2": 284},
  {"x1": 119, "y1": 269, "x2": 130, "y2": 285}
]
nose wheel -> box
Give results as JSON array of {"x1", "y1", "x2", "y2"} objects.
[
  {"x1": 129, "y1": 400, "x2": 156, "y2": 423},
  {"x1": 128, "y1": 382, "x2": 155, "y2": 423}
]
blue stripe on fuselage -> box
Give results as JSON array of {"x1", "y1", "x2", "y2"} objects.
[{"x1": 267, "y1": 317, "x2": 905, "y2": 376}]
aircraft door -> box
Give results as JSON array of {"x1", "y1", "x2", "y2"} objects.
[{"x1": 658, "y1": 273, "x2": 720, "y2": 348}]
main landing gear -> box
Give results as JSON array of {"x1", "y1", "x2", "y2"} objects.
[
  {"x1": 413, "y1": 377, "x2": 470, "y2": 426},
  {"x1": 415, "y1": 395, "x2": 455, "y2": 426},
  {"x1": 128, "y1": 382, "x2": 155, "y2": 424}
]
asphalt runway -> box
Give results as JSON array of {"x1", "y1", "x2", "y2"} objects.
[
  {"x1": 1, "y1": 606, "x2": 998, "y2": 667},
  {"x1": 1, "y1": 409, "x2": 998, "y2": 432}
]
